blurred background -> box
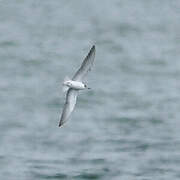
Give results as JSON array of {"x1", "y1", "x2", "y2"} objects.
[{"x1": 0, "y1": 0, "x2": 180, "y2": 179}]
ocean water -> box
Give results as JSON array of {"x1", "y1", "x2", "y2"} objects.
[{"x1": 0, "y1": 0, "x2": 180, "y2": 179}]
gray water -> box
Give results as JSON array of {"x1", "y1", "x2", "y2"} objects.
[{"x1": 1, "y1": 0, "x2": 180, "y2": 179}]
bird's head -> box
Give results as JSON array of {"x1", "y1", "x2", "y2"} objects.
[{"x1": 84, "y1": 84, "x2": 91, "y2": 89}]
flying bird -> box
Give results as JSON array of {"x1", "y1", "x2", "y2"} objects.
[{"x1": 59, "y1": 45, "x2": 96, "y2": 127}]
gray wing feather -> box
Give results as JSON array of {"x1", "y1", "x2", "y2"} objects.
[
  {"x1": 72, "y1": 45, "x2": 95, "y2": 81},
  {"x1": 59, "y1": 89, "x2": 78, "y2": 127}
]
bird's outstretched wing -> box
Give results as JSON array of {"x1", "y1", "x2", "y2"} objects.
[
  {"x1": 59, "y1": 89, "x2": 78, "y2": 127},
  {"x1": 72, "y1": 45, "x2": 95, "y2": 81}
]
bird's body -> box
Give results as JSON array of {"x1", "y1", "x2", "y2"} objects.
[
  {"x1": 59, "y1": 45, "x2": 96, "y2": 127},
  {"x1": 63, "y1": 79, "x2": 86, "y2": 90}
]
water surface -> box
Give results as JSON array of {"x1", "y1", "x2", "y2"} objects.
[{"x1": 0, "y1": 0, "x2": 180, "y2": 179}]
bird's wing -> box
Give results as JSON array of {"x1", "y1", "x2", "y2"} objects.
[
  {"x1": 72, "y1": 45, "x2": 95, "y2": 81},
  {"x1": 59, "y1": 89, "x2": 78, "y2": 127}
]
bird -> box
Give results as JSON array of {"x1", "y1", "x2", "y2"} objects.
[{"x1": 59, "y1": 45, "x2": 96, "y2": 127}]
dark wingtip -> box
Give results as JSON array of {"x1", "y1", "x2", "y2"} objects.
[
  {"x1": 58, "y1": 122, "x2": 63, "y2": 127},
  {"x1": 92, "y1": 45, "x2": 95, "y2": 50}
]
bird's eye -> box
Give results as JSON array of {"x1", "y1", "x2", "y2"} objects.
[{"x1": 84, "y1": 84, "x2": 87, "y2": 87}]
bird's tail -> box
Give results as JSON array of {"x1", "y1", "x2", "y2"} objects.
[{"x1": 62, "y1": 76, "x2": 70, "y2": 93}]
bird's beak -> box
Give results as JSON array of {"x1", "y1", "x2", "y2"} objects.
[{"x1": 87, "y1": 87, "x2": 91, "y2": 89}]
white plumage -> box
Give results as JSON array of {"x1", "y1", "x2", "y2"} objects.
[{"x1": 59, "y1": 45, "x2": 96, "y2": 127}]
